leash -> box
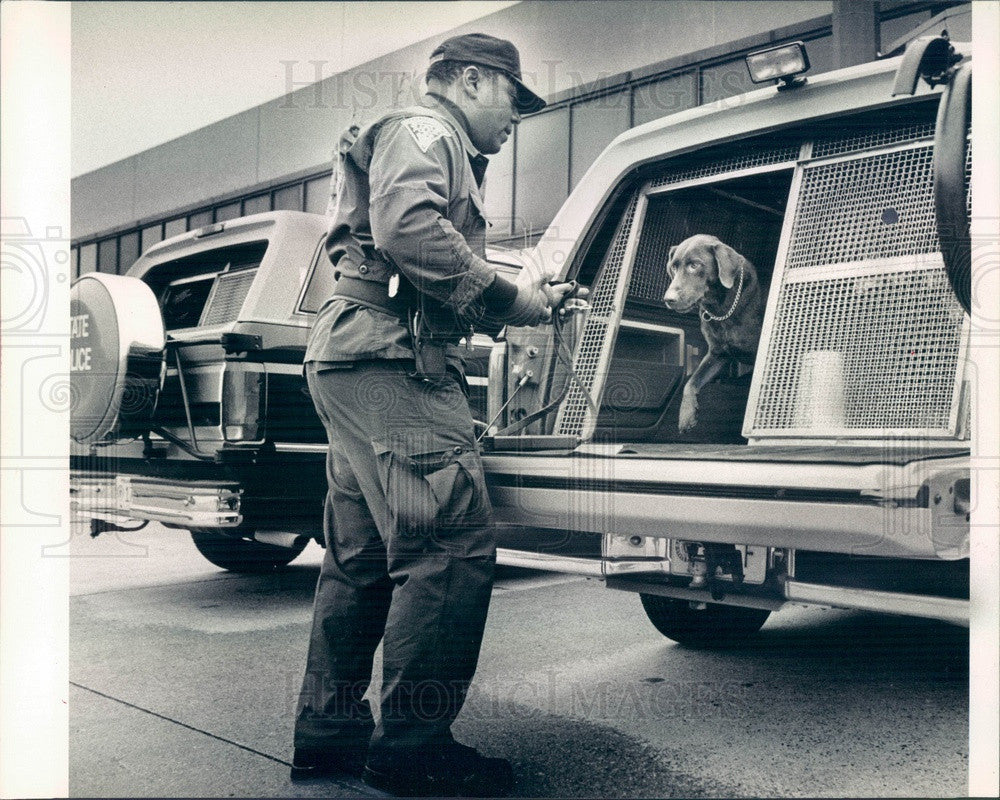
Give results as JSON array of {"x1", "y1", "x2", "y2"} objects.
[
  {"x1": 476, "y1": 293, "x2": 596, "y2": 442},
  {"x1": 700, "y1": 265, "x2": 744, "y2": 322}
]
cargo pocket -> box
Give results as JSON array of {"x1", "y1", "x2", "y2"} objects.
[{"x1": 373, "y1": 435, "x2": 492, "y2": 538}]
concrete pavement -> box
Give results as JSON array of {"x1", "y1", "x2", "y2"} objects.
[{"x1": 69, "y1": 523, "x2": 969, "y2": 797}]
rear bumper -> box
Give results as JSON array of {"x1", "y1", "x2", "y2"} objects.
[
  {"x1": 495, "y1": 548, "x2": 969, "y2": 625},
  {"x1": 782, "y1": 579, "x2": 968, "y2": 625},
  {"x1": 71, "y1": 472, "x2": 241, "y2": 528},
  {"x1": 483, "y1": 451, "x2": 970, "y2": 560}
]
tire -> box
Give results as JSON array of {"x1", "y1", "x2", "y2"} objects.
[
  {"x1": 639, "y1": 593, "x2": 770, "y2": 648},
  {"x1": 190, "y1": 528, "x2": 307, "y2": 572}
]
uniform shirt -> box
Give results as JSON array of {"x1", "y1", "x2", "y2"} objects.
[{"x1": 305, "y1": 94, "x2": 499, "y2": 367}]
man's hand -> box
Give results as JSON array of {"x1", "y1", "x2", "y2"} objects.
[
  {"x1": 498, "y1": 280, "x2": 590, "y2": 327},
  {"x1": 541, "y1": 281, "x2": 589, "y2": 322},
  {"x1": 542, "y1": 281, "x2": 576, "y2": 308},
  {"x1": 536, "y1": 281, "x2": 590, "y2": 323}
]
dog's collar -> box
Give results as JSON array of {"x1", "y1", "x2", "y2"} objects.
[{"x1": 700, "y1": 266, "x2": 745, "y2": 323}]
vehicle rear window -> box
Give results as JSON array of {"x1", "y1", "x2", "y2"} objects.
[
  {"x1": 161, "y1": 276, "x2": 215, "y2": 329},
  {"x1": 146, "y1": 241, "x2": 268, "y2": 330}
]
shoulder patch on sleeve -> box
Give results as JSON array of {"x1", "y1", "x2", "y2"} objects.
[{"x1": 401, "y1": 116, "x2": 453, "y2": 153}]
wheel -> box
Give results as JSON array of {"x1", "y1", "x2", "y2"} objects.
[
  {"x1": 640, "y1": 593, "x2": 770, "y2": 648},
  {"x1": 190, "y1": 528, "x2": 307, "y2": 572}
]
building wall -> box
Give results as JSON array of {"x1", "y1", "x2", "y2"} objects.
[{"x1": 70, "y1": 0, "x2": 970, "y2": 276}]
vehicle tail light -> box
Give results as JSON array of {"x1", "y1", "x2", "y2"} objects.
[{"x1": 221, "y1": 361, "x2": 266, "y2": 443}]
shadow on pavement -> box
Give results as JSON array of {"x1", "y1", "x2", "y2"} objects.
[{"x1": 686, "y1": 609, "x2": 970, "y2": 681}]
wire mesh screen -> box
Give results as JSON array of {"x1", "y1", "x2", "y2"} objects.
[
  {"x1": 628, "y1": 198, "x2": 688, "y2": 302},
  {"x1": 785, "y1": 145, "x2": 938, "y2": 269},
  {"x1": 202, "y1": 270, "x2": 257, "y2": 326},
  {"x1": 751, "y1": 266, "x2": 966, "y2": 433},
  {"x1": 649, "y1": 141, "x2": 799, "y2": 188},
  {"x1": 555, "y1": 194, "x2": 639, "y2": 437},
  {"x1": 965, "y1": 132, "x2": 972, "y2": 216},
  {"x1": 750, "y1": 125, "x2": 970, "y2": 438},
  {"x1": 811, "y1": 120, "x2": 935, "y2": 159}
]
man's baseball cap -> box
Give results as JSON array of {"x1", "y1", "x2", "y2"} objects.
[{"x1": 430, "y1": 33, "x2": 546, "y2": 114}]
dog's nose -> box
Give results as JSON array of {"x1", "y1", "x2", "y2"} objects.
[{"x1": 663, "y1": 289, "x2": 678, "y2": 307}]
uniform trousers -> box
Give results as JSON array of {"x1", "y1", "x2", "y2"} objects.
[{"x1": 294, "y1": 359, "x2": 496, "y2": 763}]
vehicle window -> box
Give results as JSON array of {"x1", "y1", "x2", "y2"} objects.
[
  {"x1": 146, "y1": 241, "x2": 268, "y2": 331},
  {"x1": 298, "y1": 240, "x2": 334, "y2": 314},
  {"x1": 584, "y1": 168, "x2": 794, "y2": 444},
  {"x1": 161, "y1": 276, "x2": 215, "y2": 329}
]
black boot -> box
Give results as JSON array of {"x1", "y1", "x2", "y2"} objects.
[
  {"x1": 290, "y1": 742, "x2": 369, "y2": 781},
  {"x1": 290, "y1": 715, "x2": 375, "y2": 781},
  {"x1": 363, "y1": 741, "x2": 514, "y2": 797}
]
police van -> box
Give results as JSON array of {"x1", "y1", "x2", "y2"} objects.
[{"x1": 70, "y1": 36, "x2": 976, "y2": 645}]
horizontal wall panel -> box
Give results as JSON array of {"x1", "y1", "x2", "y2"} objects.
[
  {"x1": 71, "y1": 157, "x2": 137, "y2": 240},
  {"x1": 71, "y1": 0, "x2": 846, "y2": 243},
  {"x1": 484, "y1": 135, "x2": 514, "y2": 240},
  {"x1": 632, "y1": 73, "x2": 697, "y2": 127},
  {"x1": 571, "y1": 91, "x2": 630, "y2": 189},
  {"x1": 257, "y1": 94, "x2": 351, "y2": 188},
  {"x1": 514, "y1": 108, "x2": 569, "y2": 238},
  {"x1": 133, "y1": 108, "x2": 259, "y2": 221},
  {"x1": 483, "y1": 0, "x2": 829, "y2": 99},
  {"x1": 257, "y1": 43, "x2": 430, "y2": 185}
]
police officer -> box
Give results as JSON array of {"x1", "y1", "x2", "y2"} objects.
[{"x1": 291, "y1": 33, "x2": 579, "y2": 797}]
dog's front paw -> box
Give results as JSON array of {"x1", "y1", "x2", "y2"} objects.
[{"x1": 678, "y1": 392, "x2": 698, "y2": 432}]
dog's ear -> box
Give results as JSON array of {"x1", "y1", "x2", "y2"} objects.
[
  {"x1": 712, "y1": 242, "x2": 747, "y2": 289},
  {"x1": 667, "y1": 245, "x2": 678, "y2": 278}
]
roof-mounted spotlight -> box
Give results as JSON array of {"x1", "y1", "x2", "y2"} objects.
[{"x1": 746, "y1": 42, "x2": 810, "y2": 90}]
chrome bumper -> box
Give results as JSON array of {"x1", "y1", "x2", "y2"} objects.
[
  {"x1": 483, "y1": 452, "x2": 970, "y2": 560},
  {"x1": 495, "y1": 547, "x2": 969, "y2": 625},
  {"x1": 782, "y1": 579, "x2": 968, "y2": 626},
  {"x1": 70, "y1": 473, "x2": 241, "y2": 528}
]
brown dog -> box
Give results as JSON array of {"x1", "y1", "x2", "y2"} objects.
[{"x1": 663, "y1": 235, "x2": 764, "y2": 432}]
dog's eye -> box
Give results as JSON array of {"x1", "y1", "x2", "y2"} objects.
[{"x1": 686, "y1": 262, "x2": 701, "y2": 273}]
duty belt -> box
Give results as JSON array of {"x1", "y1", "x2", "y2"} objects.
[{"x1": 331, "y1": 274, "x2": 413, "y2": 318}]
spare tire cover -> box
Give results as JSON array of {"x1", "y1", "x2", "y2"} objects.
[{"x1": 71, "y1": 273, "x2": 166, "y2": 444}]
